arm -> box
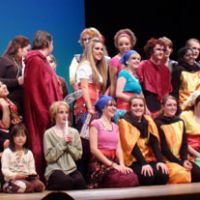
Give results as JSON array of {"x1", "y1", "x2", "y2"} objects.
[
  {"x1": 43, "y1": 131, "x2": 68, "y2": 163},
  {"x1": 158, "y1": 126, "x2": 182, "y2": 165},
  {"x1": 116, "y1": 76, "x2": 130, "y2": 102},
  {"x1": 109, "y1": 65, "x2": 117, "y2": 97},
  {"x1": 67, "y1": 129, "x2": 83, "y2": 161},
  {"x1": 180, "y1": 125, "x2": 188, "y2": 162},
  {"x1": 0, "y1": 98, "x2": 11, "y2": 128},
  {"x1": 132, "y1": 143, "x2": 147, "y2": 165},
  {"x1": 80, "y1": 78, "x2": 95, "y2": 114},
  {"x1": 27, "y1": 150, "x2": 37, "y2": 175},
  {"x1": 188, "y1": 145, "x2": 200, "y2": 158}
]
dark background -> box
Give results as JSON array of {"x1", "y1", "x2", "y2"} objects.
[{"x1": 85, "y1": 0, "x2": 200, "y2": 59}]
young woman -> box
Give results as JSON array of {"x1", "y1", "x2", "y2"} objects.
[
  {"x1": 1, "y1": 123, "x2": 45, "y2": 193},
  {"x1": 109, "y1": 29, "x2": 137, "y2": 97},
  {"x1": 0, "y1": 35, "x2": 31, "y2": 115},
  {"x1": 118, "y1": 95, "x2": 169, "y2": 185},
  {"x1": 155, "y1": 95, "x2": 200, "y2": 183},
  {"x1": 43, "y1": 101, "x2": 86, "y2": 190},
  {"x1": 89, "y1": 95, "x2": 138, "y2": 188},
  {"x1": 116, "y1": 50, "x2": 142, "y2": 111}
]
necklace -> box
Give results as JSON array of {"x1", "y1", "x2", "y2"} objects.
[{"x1": 101, "y1": 117, "x2": 112, "y2": 131}]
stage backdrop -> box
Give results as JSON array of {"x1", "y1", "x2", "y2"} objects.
[{"x1": 0, "y1": 0, "x2": 85, "y2": 91}]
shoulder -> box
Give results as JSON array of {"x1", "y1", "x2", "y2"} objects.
[
  {"x1": 118, "y1": 69, "x2": 128, "y2": 77},
  {"x1": 91, "y1": 119, "x2": 101, "y2": 128},
  {"x1": 68, "y1": 127, "x2": 79, "y2": 135}
]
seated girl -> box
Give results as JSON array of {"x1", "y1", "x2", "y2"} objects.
[
  {"x1": 118, "y1": 95, "x2": 169, "y2": 185},
  {"x1": 43, "y1": 101, "x2": 87, "y2": 190},
  {"x1": 89, "y1": 95, "x2": 139, "y2": 188},
  {"x1": 156, "y1": 95, "x2": 200, "y2": 183},
  {"x1": 1, "y1": 123, "x2": 45, "y2": 193}
]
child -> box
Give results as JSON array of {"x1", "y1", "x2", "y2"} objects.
[{"x1": 1, "y1": 123, "x2": 45, "y2": 193}]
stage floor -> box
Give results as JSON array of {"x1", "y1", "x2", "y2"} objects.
[{"x1": 1, "y1": 183, "x2": 200, "y2": 200}]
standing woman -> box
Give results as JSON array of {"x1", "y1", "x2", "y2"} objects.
[
  {"x1": 74, "y1": 38, "x2": 108, "y2": 181},
  {"x1": 155, "y1": 95, "x2": 200, "y2": 183},
  {"x1": 118, "y1": 95, "x2": 169, "y2": 186},
  {"x1": 43, "y1": 101, "x2": 86, "y2": 190},
  {"x1": 109, "y1": 29, "x2": 137, "y2": 97},
  {"x1": 89, "y1": 96, "x2": 138, "y2": 188},
  {"x1": 116, "y1": 50, "x2": 142, "y2": 111},
  {"x1": 24, "y1": 30, "x2": 62, "y2": 181},
  {"x1": 0, "y1": 35, "x2": 31, "y2": 115},
  {"x1": 171, "y1": 47, "x2": 200, "y2": 111}
]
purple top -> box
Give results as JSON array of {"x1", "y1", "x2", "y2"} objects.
[{"x1": 91, "y1": 119, "x2": 119, "y2": 150}]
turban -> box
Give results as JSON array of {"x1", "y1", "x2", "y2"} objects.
[{"x1": 95, "y1": 95, "x2": 113, "y2": 112}]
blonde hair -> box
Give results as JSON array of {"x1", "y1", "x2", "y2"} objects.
[
  {"x1": 80, "y1": 39, "x2": 108, "y2": 92},
  {"x1": 49, "y1": 101, "x2": 70, "y2": 124}
]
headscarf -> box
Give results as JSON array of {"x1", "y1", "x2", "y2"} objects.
[
  {"x1": 95, "y1": 95, "x2": 113, "y2": 112},
  {"x1": 120, "y1": 50, "x2": 139, "y2": 65}
]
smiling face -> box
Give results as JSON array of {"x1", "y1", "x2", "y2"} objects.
[
  {"x1": 92, "y1": 42, "x2": 104, "y2": 61},
  {"x1": 102, "y1": 100, "x2": 117, "y2": 118},
  {"x1": 183, "y1": 48, "x2": 195, "y2": 66},
  {"x1": 130, "y1": 97, "x2": 145, "y2": 120},
  {"x1": 117, "y1": 36, "x2": 132, "y2": 55},
  {"x1": 127, "y1": 53, "x2": 141, "y2": 70},
  {"x1": 163, "y1": 97, "x2": 177, "y2": 117},
  {"x1": 151, "y1": 44, "x2": 166, "y2": 62},
  {"x1": 14, "y1": 131, "x2": 27, "y2": 149}
]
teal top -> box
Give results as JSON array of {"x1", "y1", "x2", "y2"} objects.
[{"x1": 118, "y1": 69, "x2": 142, "y2": 94}]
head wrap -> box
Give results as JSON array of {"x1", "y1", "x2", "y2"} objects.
[
  {"x1": 95, "y1": 95, "x2": 113, "y2": 112},
  {"x1": 120, "y1": 50, "x2": 139, "y2": 65},
  {"x1": 182, "y1": 90, "x2": 200, "y2": 110}
]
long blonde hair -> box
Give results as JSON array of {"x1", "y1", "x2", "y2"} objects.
[{"x1": 80, "y1": 39, "x2": 108, "y2": 92}]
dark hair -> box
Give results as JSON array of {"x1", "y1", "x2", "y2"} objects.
[
  {"x1": 3, "y1": 35, "x2": 30, "y2": 59},
  {"x1": 32, "y1": 30, "x2": 52, "y2": 50},
  {"x1": 9, "y1": 123, "x2": 29, "y2": 152},
  {"x1": 177, "y1": 47, "x2": 193, "y2": 62},
  {"x1": 42, "y1": 192, "x2": 75, "y2": 200}
]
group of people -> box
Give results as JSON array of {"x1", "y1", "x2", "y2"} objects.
[{"x1": 0, "y1": 27, "x2": 200, "y2": 193}]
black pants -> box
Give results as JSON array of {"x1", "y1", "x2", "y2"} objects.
[
  {"x1": 131, "y1": 161, "x2": 169, "y2": 185},
  {"x1": 47, "y1": 170, "x2": 87, "y2": 190}
]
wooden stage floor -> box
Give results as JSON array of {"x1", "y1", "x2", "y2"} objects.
[{"x1": 1, "y1": 183, "x2": 200, "y2": 200}]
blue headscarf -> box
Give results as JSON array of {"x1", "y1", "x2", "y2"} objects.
[
  {"x1": 95, "y1": 95, "x2": 113, "y2": 112},
  {"x1": 120, "y1": 50, "x2": 139, "y2": 65}
]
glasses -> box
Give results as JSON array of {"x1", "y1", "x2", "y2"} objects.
[{"x1": 106, "y1": 103, "x2": 117, "y2": 107}]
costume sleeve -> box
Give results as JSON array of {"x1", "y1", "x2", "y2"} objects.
[
  {"x1": 43, "y1": 131, "x2": 68, "y2": 163},
  {"x1": 67, "y1": 129, "x2": 83, "y2": 161},
  {"x1": 179, "y1": 124, "x2": 188, "y2": 162},
  {"x1": 1, "y1": 149, "x2": 17, "y2": 180},
  {"x1": 0, "y1": 59, "x2": 18, "y2": 88},
  {"x1": 131, "y1": 144, "x2": 147, "y2": 165},
  {"x1": 171, "y1": 67, "x2": 182, "y2": 101},
  {"x1": 149, "y1": 134, "x2": 163, "y2": 162},
  {"x1": 157, "y1": 125, "x2": 182, "y2": 165}
]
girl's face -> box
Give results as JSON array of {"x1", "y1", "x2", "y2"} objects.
[
  {"x1": 130, "y1": 98, "x2": 145, "y2": 119},
  {"x1": 103, "y1": 100, "x2": 116, "y2": 118},
  {"x1": 163, "y1": 98, "x2": 177, "y2": 117},
  {"x1": 93, "y1": 42, "x2": 104, "y2": 62},
  {"x1": 127, "y1": 53, "x2": 141, "y2": 70},
  {"x1": 0, "y1": 81, "x2": 9, "y2": 97},
  {"x1": 117, "y1": 36, "x2": 132, "y2": 54},
  {"x1": 18, "y1": 44, "x2": 31, "y2": 58},
  {"x1": 55, "y1": 105, "x2": 68, "y2": 125},
  {"x1": 183, "y1": 49, "x2": 195, "y2": 66},
  {"x1": 47, "y1": 56, "x2": 56, "y2": 70},
  {"x1": 14, "y1": 131, "x2": 27, "y2": 149}
]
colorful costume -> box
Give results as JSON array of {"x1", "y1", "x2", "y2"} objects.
[
  {"x1": 156, "y1": 115, "x2": 200, "y2": 183},
  {"x1": 119, "y1": 113, "x2": 169, "y2": 185}
]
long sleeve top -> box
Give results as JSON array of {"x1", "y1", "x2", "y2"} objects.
[{"x1": 43, "y1": 126, "x2": 82, "y2": 180}]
